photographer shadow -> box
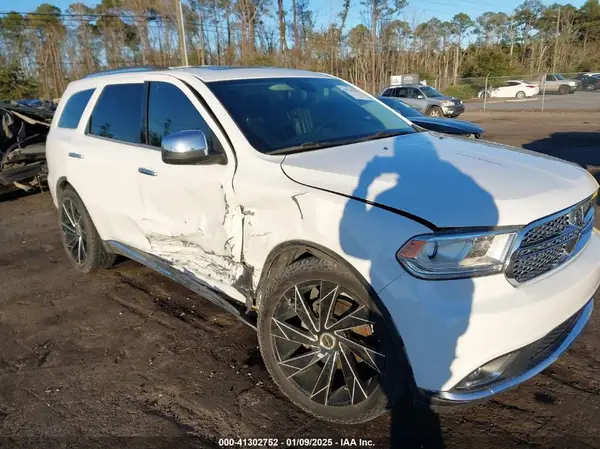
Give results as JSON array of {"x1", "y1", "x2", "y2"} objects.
[{"x1": 339, "y1": 133, "x2": 500, "y2": 448}]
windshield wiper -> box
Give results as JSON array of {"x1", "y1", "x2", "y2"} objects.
[
  {"x1": 268, "y1": 130, "x2": 413, "y2": 155},
  {"x1": 356, "y1": 129, "x2": 413, "y2": 142},
  {"x1": 268, "y1": 139, "x2": 356, "y2": 155}
]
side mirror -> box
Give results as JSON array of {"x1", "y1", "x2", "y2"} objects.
[
  {"x1": 417, "y1": 95, "x2": 424, "y2": 99},
  {"x1": 161, "y1": 130, "x2": 226, "y2": 166}
]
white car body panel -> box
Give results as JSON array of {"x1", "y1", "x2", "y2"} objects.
[
  {"x1": 381, "y1": 230, "x2": 600, "y2": 391},
  {"x1": 280, "y1": 132, "x2": 597, "y2": 228},
  {"x1": 46, "y1": 67, "x2": 600, "y2": 400},
  {"x1": 490, "y1": 81, "x2": 539, "y2": 98}
]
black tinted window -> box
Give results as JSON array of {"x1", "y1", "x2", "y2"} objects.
[
  {"x1": 208, "y1": 77, "x2": 413, "y2": 153},
  {"x1": 58, "y1": 89, "x2": 95, "y2": 129},
  {"x1": 89, "y1": 84, "x2": 143, "y2": 143},
  {"x1": 147, "y1": 82, "x2": 222, "y2": 151}
]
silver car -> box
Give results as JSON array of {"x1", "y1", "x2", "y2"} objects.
[
  {"x1": 380, "y1": 84, "x2": 465, "y2": 118},
  {"x1": 532, "y1": 74, "x2": 578, "y2": 94}
]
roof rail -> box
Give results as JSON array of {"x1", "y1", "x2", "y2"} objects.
[{"x1": 83, "y1": 65, "x2": 167, "y2": 79}]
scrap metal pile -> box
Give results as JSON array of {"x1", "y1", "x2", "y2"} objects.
[{"x1": 0, "y1": 103, "x2": 53, "y2": 191}]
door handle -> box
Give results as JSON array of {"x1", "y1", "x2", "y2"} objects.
[
  {"x1": 68, "y1": 152, "x2": 83, "y2": 159},
  {"x1": 138, "y1": 167, "x2": 157, "y2": 177}
]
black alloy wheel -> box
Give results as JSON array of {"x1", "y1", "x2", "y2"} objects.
[
  {"x1": 60, "y1": 197, "x2": 88, "y2": 266},
  {"x1": 271, "y1": 280, "x2": 384, "y2": 406},
  {"x1": 258, "y1": 258, "x2": 403, "y2": 423},
  {"x1": 58, "y1": 186, "x2": 116, "y2": 273}
]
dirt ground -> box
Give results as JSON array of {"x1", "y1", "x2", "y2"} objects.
[{"x1": 1, "y1": 112, "x2": 600, "y2": 449}]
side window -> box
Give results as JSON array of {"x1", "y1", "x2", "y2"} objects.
[
  {"x1": 57, "y1": 89, "x2": 95, "y2": 129},
  {"x1": 396, "y1": 88, "x2": 408, "y2": 98},
  {"x1": 89, "y1": 83, "x2": 144, "y2": 144},
  {"x1": 147, "y1": 82, "x2": 223, "y2": 152},
  {"x1": 408, "y1": 88, "x2": 420, "y2": 98},
  {"x1": 381, "y1": 88, "x2": 392, "y2": 97},
  {"x1": 546, "y1": 75, "x2": 555, "y2": 81}
]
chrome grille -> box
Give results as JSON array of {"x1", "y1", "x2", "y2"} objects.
[
  {"x1": 521, "y1": 214, "x2": 569, "y2": 246},
  {"x1": 506, "y1": 194, "x2": 597, "y2": 285}
]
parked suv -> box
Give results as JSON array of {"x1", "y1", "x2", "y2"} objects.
[
  {"x1": 533, "y1": 74, "x2": 578, "y2": 94},
  {"x1": 380, "y1": 84, "x2": 464, "y2": 117},
  {"x1": 47, "y1": 67, "x2": 600, "y2": 424},
  {"x1": 578, "y1": 74, "x2": 600, "y2": 91}
]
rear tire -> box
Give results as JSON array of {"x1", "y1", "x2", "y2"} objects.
[
  {"x1": 57, "y1": 186, "x2": 116, "y2": 273},
  {"x1": 515, "y1": 91, "x2": 526, "y2": 99},
  {"x1": 257, "y1": 258, "x2": 407, "y2": 424}
]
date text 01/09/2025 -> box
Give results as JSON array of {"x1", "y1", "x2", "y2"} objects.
[{"x1": 218, "y1": 438, "x2": 375, "y2": 447}]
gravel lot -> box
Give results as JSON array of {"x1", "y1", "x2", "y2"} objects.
[{"x1": 1, "y1": 111, "x2": 600, "y2": 449}]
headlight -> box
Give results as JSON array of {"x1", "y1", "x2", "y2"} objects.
[
  {"x1": 397, "y1": 229, "x2": 518, "y2": 279},
  {"x1": 441, "y1": 100, "x2": 454, "y2": 107}
]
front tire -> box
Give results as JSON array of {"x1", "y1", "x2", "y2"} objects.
[
  {"x1": 558, "y1": 85, "x2": 569, "y2": 95},
  {"x1": 257, "y1": 258, "x2": 405, "y2": 423},
  {"x1": 58, "y1": 186, "x2": 116, "y2": 273},
  {"x1": 427, "y1": 106, "x2": 443, "y2": 117}
]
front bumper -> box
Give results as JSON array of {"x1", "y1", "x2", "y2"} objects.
[
  {"x1": 379, "y1": 229, "x2": 600, "y2": 401},
  {"x1": 442, "y1": 104, "x2": 465, "y2": 117},
  {"x1": 417, "y1": 298, "x2": 592, "y2": 406}
]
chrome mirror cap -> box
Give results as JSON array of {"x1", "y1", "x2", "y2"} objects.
[{"x1": 161, "y1": 130, "x2": 225, "y2": 165}]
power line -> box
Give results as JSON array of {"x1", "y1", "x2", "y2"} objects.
[
  {"x1": 410, "y1": 0, "x2": 499, "y2": 15},
  {"x1": 0, "y1": 12, "x2": 255, "y2": 33}
]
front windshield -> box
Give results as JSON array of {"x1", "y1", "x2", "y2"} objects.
[
  {"x1": 207, "y1": 77, "x2": 414, "y2": 154},
  {"x1": 420, "y1": 86, "x2": 444, "y2": 98},
  {"x1": 379, "y1": 97, "x2": 421, "y2": 118},
  {"x1": 555, "y1": 74, "x2": 565, "y2": 80}
]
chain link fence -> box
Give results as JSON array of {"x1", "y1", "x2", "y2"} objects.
[{"x1": 369, "y1": 71, "x2": 600, "y2": 113}]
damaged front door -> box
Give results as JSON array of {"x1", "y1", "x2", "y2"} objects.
[{"x1": 133, "y1": 77, "x2": 245, "y2": 302}]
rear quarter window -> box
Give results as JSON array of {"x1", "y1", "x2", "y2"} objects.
[{"x1": 57, "y1": 89, "x2": 95, "y2": 129}]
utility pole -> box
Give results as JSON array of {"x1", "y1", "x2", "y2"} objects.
[
  {"x1": 552, "y1": 6, "x2": 560, "y2": 74},
  {"x1": 177, "y1": 0, "x2": 189, "y2": 66},
  {"x1": 198, "y1": 7, "x2": 206, "y2": 65}
]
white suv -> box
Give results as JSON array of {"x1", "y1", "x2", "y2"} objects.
[{"x1": 47, "y1": 66, "x2": 600, "y2": 424}]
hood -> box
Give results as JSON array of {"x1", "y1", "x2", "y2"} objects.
[
  {"x1": 410, "y1": 117, "x2": 483, "y2": 135},
  {"x1": 280, "y1": 133, "x2": 598, "y2": 228}
]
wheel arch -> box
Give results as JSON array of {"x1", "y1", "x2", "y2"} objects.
[
  {"x1": 559, "y1": 84, "x2": 570, "y2": 93},
  {"x1": 256, "y1": 240, "x2": 362, "y2": 302},
  {"x1": 255, "y1": 239, "x2": 414, "y2": 394},
  {"x1": 56, "y1": 176, "x2": 72, "y2": 194}
]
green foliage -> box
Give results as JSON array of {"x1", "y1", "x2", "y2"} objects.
[
  {"x1": 246, "y1": 54, "x2": 276, "y2": 66},
  {"x1": 0, "y1": 63, "x2": 38, "y2": 100},
  {"x1": 443, "y1": 84, "x2": 478, "y2": 99},
  {"x1": 462, "y1": 48, "x2": 513, "y2": 76},
  {"x1": 418, "y1": 72, "x2": 438, "y2": 82}
]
